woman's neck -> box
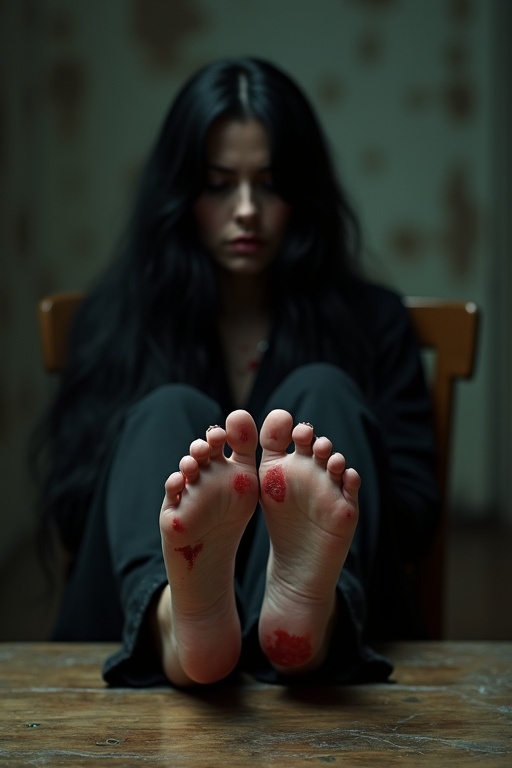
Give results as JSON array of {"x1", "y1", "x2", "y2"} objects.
[{"x1": 217, "y1": 271, "x2": 270, "y2": 324}]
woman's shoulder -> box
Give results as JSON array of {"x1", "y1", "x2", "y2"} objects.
[
  {"x1": 347, "y1": 277, "x2": 409, "y2": 332},
  {"x1": 346, "y1": 278, "x2": 424, "y2": 379}
]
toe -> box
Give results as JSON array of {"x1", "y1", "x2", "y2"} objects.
[
  {"x1": 226, "y1": 410, "x2": 258, "y2": 464},
  {"x1": 163, "y1": 470, "x2": 186, "y2": 507},
  {"x1": 311, "y1": 436, "x2": 333, "y2": 464},
  {"x1": 342, "y1": 467, "x2": 361, "y2": 501},
  {"x1": 326, "y1": 451, "x2": 347, "y2": 479},
  {"x1": 189, "y1": 439, "x2": 212, "y2": 464},
  {"x1": 205, "y1": 426, "x2": 228, "y2": 459},
  {"x1": 260, "y1": 409, "x2": 293, "y2": 454},
  {"x1": 179, "y1": 455, "x2": 200, "y2": 481},
  {"x1": 291, "y1": 422, "x2": 316, "y2": 456}
]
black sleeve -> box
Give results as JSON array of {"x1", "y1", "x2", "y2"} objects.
[{"x1": 365, "y1": 285, "x2": 441, "y2": 558}]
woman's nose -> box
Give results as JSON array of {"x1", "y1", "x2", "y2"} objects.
[{"x1": 234, "y1": 183, "x2": 257, "y2": 223}]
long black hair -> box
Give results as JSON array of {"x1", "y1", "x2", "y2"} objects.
[{"x1": 33, "y1": 57, "x2": 369, "y2": 554}]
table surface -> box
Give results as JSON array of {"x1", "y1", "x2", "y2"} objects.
[{"x1": 0, "y1": 641, "x2": 511, "y2": 766}]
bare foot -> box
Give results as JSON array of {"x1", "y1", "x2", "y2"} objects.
[
  {"x1": 157, "y1": 410, "x2": 259, "y2": 685},
  {"x1": 258, "y1": 409, "x2": 360, "y2": 673}
]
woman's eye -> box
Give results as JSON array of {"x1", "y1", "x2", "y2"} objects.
[
  {"x1": 257, "y1": 174, "x2": 276, "y2": 192},
  {"x1": 202, "y1": 176, "x2": 276, "y2": 195},
  {"x1": 205, "y1": 181, "x2": 231, "y2": 193}
]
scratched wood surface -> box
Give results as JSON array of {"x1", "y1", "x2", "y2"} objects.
[{"x1": 0, "y1": 642, "x2": 510, "y2": 766}]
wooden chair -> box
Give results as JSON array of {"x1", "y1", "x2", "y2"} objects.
[
  {"x1": 37, "y1": 292, "x2": 479, "y2": 639},
  {"x1": 404, "y1": 297, "x2": 479, "y2": 638},
  {"x1": 38, "y1": 292, "x2": 85, "y2": 373}
]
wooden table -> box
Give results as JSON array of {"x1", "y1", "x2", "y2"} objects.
[{"x1": 0, "y1": 642, "x2": 511, "y2": 766}]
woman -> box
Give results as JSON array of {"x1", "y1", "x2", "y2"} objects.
[{"x1": 34, "y1": 57, "x2": 439, "y2": 687}]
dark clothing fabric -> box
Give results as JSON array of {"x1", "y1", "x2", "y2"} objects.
[{"x1": 53, "y1": 282, "x2": 440, "y2": 686}]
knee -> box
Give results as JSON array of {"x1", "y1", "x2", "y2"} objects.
[{"x1": 283, "y1": 363, "x2": 362, "y2": 400}]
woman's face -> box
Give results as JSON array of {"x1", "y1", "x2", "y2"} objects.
[{"x1": 194, "y1": 118, "x2": 291, "y2": 277}]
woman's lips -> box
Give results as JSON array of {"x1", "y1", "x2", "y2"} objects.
[{"x1": 228, "y1": 236, "x2": 263, "y2": 253}]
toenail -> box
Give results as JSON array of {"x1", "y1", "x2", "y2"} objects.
[
  {"x1": 299, "y1": 421, "x2": 314, "y2": 429},
  {"x1": 206, "y1": 424, "x2": 221, "y2": 432}
]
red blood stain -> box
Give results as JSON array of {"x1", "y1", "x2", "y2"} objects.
[
  {"x1": 265, "y1": 629, "x2": 312, "y2": 667},
  {"x1": 239, "y1": 425, "x2": 249, "y2": 443},
  {"x1": 172, "y1": 517, "x2": 185, "y2": 532},
  {"x1": 174, "y1": 542, "x2": 203, "y2": 570},
  {"x1": 232, "y1": 472, "x2": 252, "y2": 495},
  {"x1": 263, "y1": 465, "x2": 286, "y2": 502}
]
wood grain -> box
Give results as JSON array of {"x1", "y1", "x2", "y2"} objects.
[{"x1": 0, "y1": 642, "x2": 510, "y2": 766}]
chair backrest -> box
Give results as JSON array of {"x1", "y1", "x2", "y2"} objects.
[
  {"x1": 37, "y1": 292, "x2": 479, "y2": 639},
  {"x1": 404, "y1": 297, "x2": 479, "y2": 639},
  {"x1": 38, "y1": 292, "x2": 84, "y2": 373}
]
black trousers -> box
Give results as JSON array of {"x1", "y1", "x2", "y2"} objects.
[{"x1": 55, "y1": 364, "x2": 396, "y2": 685}]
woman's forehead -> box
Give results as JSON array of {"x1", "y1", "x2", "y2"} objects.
[{"x1": 205, "y1": 118, "x2": 270, "y2": 169}]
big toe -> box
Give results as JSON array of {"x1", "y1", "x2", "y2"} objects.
[
  {"x1": 226, "y1": 410, "x2": 258, "y2": 462},
  {"x1": 260, "y1": 409, "x2": 294, "y2": 454}
]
